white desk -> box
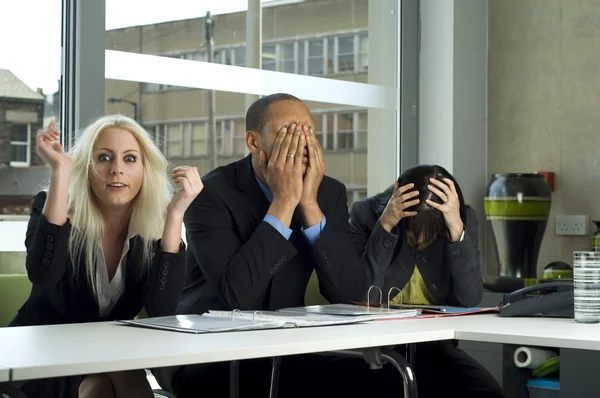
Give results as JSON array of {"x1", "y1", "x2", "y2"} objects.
[
  {"x1": 2, "y1": 315, "x2": 600, "y2": 383},
  {"x1": 452, "y1": 315, "x2": 600, "y2": 350},
  {"x1": 0, "y1": 367, "x2": 9, "y2": 383},
  {"x1": 0, "y1": 318, "x2": 454, "y2": 381}
]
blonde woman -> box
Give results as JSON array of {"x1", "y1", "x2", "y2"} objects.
[{"x1": 9, "y1": 115, "x2": 202, "y2": 398}]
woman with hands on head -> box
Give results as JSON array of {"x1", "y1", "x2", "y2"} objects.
[
  {"x1": 10, "y1": 115, "x2": 202, "y2": 398},
  {"x1": 349, "y1": 164, "x2": 505, "y2": 398}
]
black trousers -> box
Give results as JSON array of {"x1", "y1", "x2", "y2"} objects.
[{"x1": 172, "y1": 341, "x2": 505, "y2": 398}]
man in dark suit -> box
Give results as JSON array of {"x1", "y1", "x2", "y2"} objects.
[
  {"x1": 171, "y1": 94, "x2": 402, "y2": 397},
  {"x1": 178, "y1": 93, "x2": 366, "y2": 316}
]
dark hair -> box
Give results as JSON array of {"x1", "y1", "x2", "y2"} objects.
[
  {"x1": 375, "y1": 164, "x2": 466, "y2": 242},
  {"x1": 245, "y1": 93, "x2": 301, "y2": 133}
]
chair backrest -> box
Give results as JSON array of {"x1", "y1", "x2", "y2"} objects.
[
  {"x1": 304, "y1": 270, "x2": 329, "y2": 306},
  {"x1": 0, "y1": 274, "x2": 32, "y2": 327}
]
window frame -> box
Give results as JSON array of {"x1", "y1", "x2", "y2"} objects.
[{"x1": 9, "y1": 123, "x2": 31, "y2": 167}]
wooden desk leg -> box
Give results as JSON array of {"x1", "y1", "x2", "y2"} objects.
[
  {"x1": 269, "y1": 357, "x2": 282, "y2": 398},
  {"x1": 230, "y1": 360, "x2": 240, "y2": 398}
]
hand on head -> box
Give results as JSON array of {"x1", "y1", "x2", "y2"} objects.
[
  {"x1": 379, "y1": 182, "x2": 420, "y2": 232},
  {"x1": 426, "y1": 177, "x2": 464, "y2": 239}
]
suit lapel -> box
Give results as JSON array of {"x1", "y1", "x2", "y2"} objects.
[{"x1": 236, "y1": 155, "x2": 271, "y2": 226}]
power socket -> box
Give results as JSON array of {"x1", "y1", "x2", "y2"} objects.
[{"x1": 555, "y1": 215, "x2": 589, "y2": 236}]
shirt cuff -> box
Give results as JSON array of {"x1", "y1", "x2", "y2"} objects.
[
  {"x1": 263, "y1": 214, "x2": 292, "y2": 240},
  {"x1": 302, "y1": 215, "x2": 327, "y2": 245}
]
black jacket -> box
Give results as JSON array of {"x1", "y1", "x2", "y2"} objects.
[
  {"x1": 10, "y1": 191, "x2": 185, "y2": 327},
  {"x1": 349, "y1": 190, "x2": 483, "y2": 307},
  {"x1": 177, "y1": 155, "x2": 367, "y2": 315}
]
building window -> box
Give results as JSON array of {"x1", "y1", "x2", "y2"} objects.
[
  {"x1": 358, "y1": 34, "x2": 369, "y2": 72},
  {"x1": 307, "y1": 39, "x2": 324, "y2": 76},
  {"x1": 262, "y1": 44, "x2": 276, "y2": 71},
  {"x1": 337, "y1": 113, "x2": 354, "y2": 150},
  {"x1": 191, "y1": 122, "x2": 207, "y2": 156},
  {"x1": 337, "y1": 35, "x2": 355, "y2": 73},
  {"x1": 140, "y1": 32, "x2": 368, "y2": 92},
  {"x1": 278, "y1": 42, "x2": 296, "y2": 73},
  {"x1": 10, "y1": 123, "x2": 30, "y2": 167},
  {"x1": 232, "y1": 46, "x2": 246, "y2": 67},
  {"x1": 166, "y1": 124, "x2": 183, "y2": 158},
  {"x1": 314, "y1": 110, "x2": 367, "y2": 152},
  {"x1": 347, "y1": 188, "x2": 368, "y2": 207},
  {"x1": 356, "y1": 111, "x2": 368, "y2": 149}
]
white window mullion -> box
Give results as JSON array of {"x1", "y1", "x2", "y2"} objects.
[
  {"x1": 204, "y1": 122, "x2": 209, "y2": 156},
  {"x1": 322, "y1": 113, "x2": 328, "y2": 150},
  {"x1": 322, "y1": 38, "x2": 328, "y2": 76},
  {"x1": 333, "y1": 37, "x2": 339, "y2": 74},
  {"x1": 333, "y1": 113, "x2": 339, "y2": 150},
  {"x1": 229, "y1": 120, "x2": 234, "y2": 155},
  {"x1": 353, "y1": 112, "x2": 359, "y2": 150},
  {"x1": 275, "y1": 44, "x2": 281, "y2": 72},
  {"x1": 26, "y1": 124, "x2": 32, "y2": 165},
  {"x1": 353, "y1": 34, "x2": 360, "y2": 73},
  {"x1": 303, "y1": 41, "x2": 309, "y2": 75},
  {"x1": 293, "y1": 41, "x2": 299, "y2": 74},
  {"x1": 179, "y1": 123, "x2": 184, "y2": 157},
  {"x1": 186, "y1": 122, "x2": 192, "y2": 158}
]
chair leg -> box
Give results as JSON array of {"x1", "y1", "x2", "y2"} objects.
[
  {"x1": 379, "y1": 347, "x2": 418, "y2": 398},
  {"x1": 0, "y1": 383, "x2": 29, "y2": 398},
  {"x1": 269, "y1": 357, "x2": 282, "y2": 398},
  {"x1": 230, "y1": 360, "x2": 240, "y2": 398}
]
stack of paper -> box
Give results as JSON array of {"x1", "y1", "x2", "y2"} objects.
[{"x1": 280, "y1": 304, "x2": 419, "y2": 320}]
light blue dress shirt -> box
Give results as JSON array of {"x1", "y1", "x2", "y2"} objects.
[{"x1": 255, "y1": 175, "x2": 326, "y2": 245}]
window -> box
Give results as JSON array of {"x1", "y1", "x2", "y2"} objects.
[
  {"x1": 233, "y1": 120, "x2": 246, "y2": 156},
  {"x1": 325, "y1": 113, "x2": 334, "y2": 151},
  {"x1": 191, "y1": 122, "x2": 207, "y2": 156},
  {"x1": 262, "y1": 44, "x2": 276, "y2": 71},
  {"x1": 166, "y1": 124, "x2": 183, "y2": 158},
  {"x1": 149, "y1": 125, "x2": 166, "y2": 153},
  {"x1": 326, "y1": 37, "x2": 335, "y2": 75},
  {"x1": 104, "y1": 0, "x2": 405, "y2": 210},
  {"x1": 307, "y1": 39, "x2": 324, "y2": 76},
  {"x1": 337, "y1": 113, "x2": 354, "y2": 150},
  {"x1": 358, "y1": 34, "x2": 368, "y2": 72},
  {"x1": 337, "y1": 36, "x2": 355, "y2": 73},
  {"x1": 313, "y1": 114, "x2": 324, "y2": 147},
  {"x1": 10, "y1": 124, "x2": 30, "y2": 167},
  {"x1": 356, "y1": 111, "x2": 368, "y2": 149},
  {"x1": 233, "y1": 47, "x2": 246, "y2": 67},
  {"x1": 278, "y1": 42, "x2": 295, "y2": 73},
  {"x1": 315, "y1": 110, "x2": 367, "y2": 152}
]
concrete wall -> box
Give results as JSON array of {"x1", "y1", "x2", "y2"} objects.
[{"x1": 487, "y1": 0, "x2": 600, "y2": 275}]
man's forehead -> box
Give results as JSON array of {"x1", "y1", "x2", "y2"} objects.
[{"x1": 266, "y1": 101, "x2": 313, "y2": 127}]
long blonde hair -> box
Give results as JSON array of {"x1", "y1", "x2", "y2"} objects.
[{"x1": 67, "y1": 115, "x2": 173, "y2": 288}]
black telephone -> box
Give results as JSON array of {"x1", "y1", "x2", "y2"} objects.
[{"x1": 498, "y1": 281, "x2": 574, "y2": 318}]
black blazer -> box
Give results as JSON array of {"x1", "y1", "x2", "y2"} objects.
[
  {"x1": 349, "y1": 190, "x2": 483, "y2": 307},
  {"x1": 9, "y1": 191, "x2": 185, "y2": 327},
  {"x1": 178, "y1": 155, "x2": 367, "y2": 315}
]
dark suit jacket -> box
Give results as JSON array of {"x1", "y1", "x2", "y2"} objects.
[
  {"x1": 177, "y1": 155, "x2": 367, "y2": 315},
  {"x1": 349, "y1": 190, "x2": 483, "y2": 307},
  {"x1": 9, "y1": 191, "x2": 185, "y2": 327}
]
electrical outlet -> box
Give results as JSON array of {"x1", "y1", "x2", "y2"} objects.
[{"x1": 555, "y1": 215, "x2": 589, "y2": 236}]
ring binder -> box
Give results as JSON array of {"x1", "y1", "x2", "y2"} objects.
[
  {"x1": 367, "y1": 285, "x2": 383, "y2": 311},
  {"x1": 387, "y1": 287, "x2": 402, "y2": 310},
  {"x1": 232, "y1": 309, "x2": 242, "y2": 319},
  {"x1": 253, "y1": 311, "x2": 264, "y2": 321}
]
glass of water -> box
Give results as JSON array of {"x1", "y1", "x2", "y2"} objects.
[{"x1": 574, "y1": 251, "x2": 600, "y2": 323}]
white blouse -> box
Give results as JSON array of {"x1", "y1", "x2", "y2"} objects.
[{"x1": 95, "y1": 230, "x2": 136, "y2": 318}]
